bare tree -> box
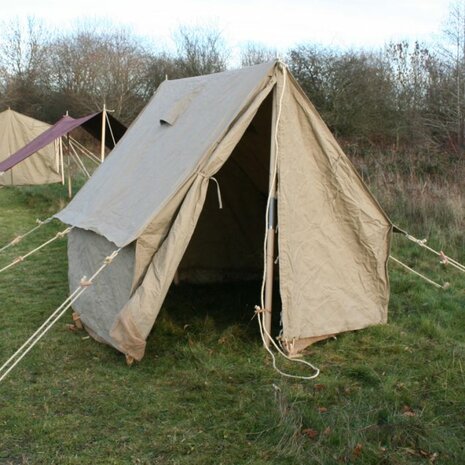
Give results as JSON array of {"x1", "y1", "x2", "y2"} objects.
[
  {"x1": 173, "y1": 25, "x2": 229, "y2": 76},
  {"x1": 48, "y1": 22, "x2": 157, "y2": 122},
  {"x1": 0, "y1": 17, "x2": 52, "y2": 117},
  {"x1": 240, "y1": 42, "x2": 277, "y2": 67},
  {"x1": 440, "y1": 1, "x2": 465, "y2": 149}
]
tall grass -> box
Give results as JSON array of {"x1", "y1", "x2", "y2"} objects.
[{"x1": 350, "y1": 148, "x2": 465, "y2": 257}]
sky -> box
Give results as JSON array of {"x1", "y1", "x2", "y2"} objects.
[{"x1": 0, "y1": 0, "x2": 455, "y2": 56}]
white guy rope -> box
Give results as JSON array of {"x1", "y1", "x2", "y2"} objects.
[
  {"x1": 69, "y1": 138, "x2": 101, "y2": 165},
  {"x1": 389, "y1": 255, "x2": 448, "y2": 289},
  {"x1": 402, "y1": 231, "x2": 465, "y2": 274},
  {"x1": 0, "y1": 248, "x2": 121, "y2": 383},
  {"x1": 69, "y1": 145, "x2": 91, "y2": 179},
  {"x1": 105, "y1": 111, "x2": 117, "y2": 148},
  {"x1": 0, "y1": 217, "x2": 54, "y2": 254},
  {"x1": 0, "y1": 227, "x2": 73, "y2": 274},
  {"x1": 257, "y1": 62, "x2": 319, "y2": 380}
]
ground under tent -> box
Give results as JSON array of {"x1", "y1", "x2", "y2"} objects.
[{"x1": 57, "y1": 60, "x2": 392, "y2": 362}]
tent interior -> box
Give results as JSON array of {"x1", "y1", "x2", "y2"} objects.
[{"x1": 178, "y1": 92, "x2": 272, "y2": 284}]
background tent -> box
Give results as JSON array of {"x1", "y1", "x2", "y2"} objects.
[
  {"x1": 0, "y1": 111, "x2": 127, "y2": 176},
  {"x1": 0, "y1": 108, "x2": 61, "y2": 186},
  {"x1": 57, "y1": 60, "x2": 392, "y2": 361}
]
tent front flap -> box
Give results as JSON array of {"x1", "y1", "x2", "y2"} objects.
[
  {"x1": 108, "y1": 72, "x2": 278, "y2": 360},
  {"x1": 277, "y1": 72, "x2": 391, "y2": 342}
]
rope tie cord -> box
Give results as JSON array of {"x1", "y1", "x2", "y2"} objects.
[
  {"x1": 210, "y1": 177, "x2": 223, "y2": 209},
  {"x1": 401, "y1": 230, "x2": 465, "y2": 274},
  {"x1": 105, "y1": 111, "x2": 117, "y2": 148},
  {"x1": 257, "y1": 62, "x2": 319, "y2": 381},
  {"x1": 0, "y1": 247, "x2": 122, "y2": 383},
  {"x1": 255, "y1": 306, "x2": 320, "y2": 380},
  {"x1": 197, "y1": 172, "x2": 223, "y2": 210},
  {"x1": 0, "y1": 217, "x2": 54, "y2": 254},
  {"x1": 0, "y1": 227, "x2": 73, "y2": 274}
]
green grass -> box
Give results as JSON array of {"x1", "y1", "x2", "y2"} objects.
[{"x1": 0, "y1": 184, "x2": 464, "y2": 464}]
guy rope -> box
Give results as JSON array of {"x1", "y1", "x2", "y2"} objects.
[
  {"x1": 389, "y1": 255, "x2": 449, "y2": 289},
  {"x1": 0, "y1": 248, "x2": 121, "y2": 383},
  {"x1": 0, "y1": 217, "x2": 54, "y2": 254},
  {"x1": 397, "y1": 227, "x2": 465, "y2": 274},
  {"x1": 0, "y1": 227, "x2": 73, "y2": 274}
]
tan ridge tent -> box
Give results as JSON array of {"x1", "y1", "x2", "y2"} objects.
[
  {"x1": 0, "y1": 108, "x2": 62, "y2": 186},
  {"x1": 56, "y1": 60, "x2": 392, "y2": 361}
]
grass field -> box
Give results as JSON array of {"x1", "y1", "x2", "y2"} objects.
[{"x1": 0, "y1": 181, "x2": 464, "y2": 465}]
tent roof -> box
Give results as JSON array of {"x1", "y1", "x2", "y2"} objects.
[
  {"x1": 0, "y1": 111, "x2": 127, "y2": 174},
  {"x1": 56, "y1": 61, "x2": 277, "y2": 246}
]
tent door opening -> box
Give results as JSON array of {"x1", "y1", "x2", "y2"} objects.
[{"x1": 175, "y1": 92, "x2": 280, "y2": 329}]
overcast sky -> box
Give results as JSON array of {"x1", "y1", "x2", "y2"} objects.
[{"x1": 0, "y1": 0, "x2": 454, "y2": 54}]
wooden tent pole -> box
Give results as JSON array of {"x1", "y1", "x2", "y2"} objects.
[
  {"x1": 59, "y1": 138, "x2": 65, "y2": 185},
  {"x1": 67, "y1": 133, "x2": 72, "y2": 199},
  {"x1": 263, "y1": 85, "x2": 278, "y2": 348},
  {"x1": 100, "y1": 103, "x2": 106, "y2": 163}
]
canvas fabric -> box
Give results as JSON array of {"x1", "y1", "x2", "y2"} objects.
[
  {"x1": 57, "y1": 61, "x2": 392, "y2": 361},
  {"x1": 276, "y1": 74, "x2": 391, "y2": 344},
  {"x1": 0, "y1": 109, "x2": 61, "y2": 186},
  {"x1": 67, "y1": 228, "x2": 135, "y2": 346}
]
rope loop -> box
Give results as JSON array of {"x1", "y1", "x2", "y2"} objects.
[
  {"x1": 11, "y1": 236, "x2": 22, "y2": 246},
  {"x1": 79, "y1": 276, "x2": 93, "y2": 287},
  {"x1": 439, "y1": 251, "x2": 448, "y2": 265},
  {"x1": 254, "y1": 305, "x2": 270, "y2": 314},
  {"x1": 56, "y1": 227, "x2": 72, "y2": 239},
  {"x1": 104, "y1": 250, "x2": 119, "y2": 264}
]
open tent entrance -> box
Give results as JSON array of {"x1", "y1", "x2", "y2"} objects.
[
  {"x1": 178, "y1": 92, "x2": 273, "y2": 286},
  {"x1": 59, "y1": 62, "x2": 391, "y2": 362}
]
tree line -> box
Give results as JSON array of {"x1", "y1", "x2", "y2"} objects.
[{"x1": 2, "y1": 4, "x2": 465, "y2": 156}]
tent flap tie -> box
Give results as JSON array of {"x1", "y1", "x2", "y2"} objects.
[{"x1": 198, "y1": 171, "x2": 223, "y2": 209}]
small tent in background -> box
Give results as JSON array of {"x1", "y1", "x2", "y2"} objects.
[
  {"x1": 0, "y1": 109, "x2": 127, "y2": 196},
  {"x1": 57, "y1": 60, "x2": 392, "y2": 362},
  {"x1": 0, "y1": 108, "x2": 62, "y2": 186}
]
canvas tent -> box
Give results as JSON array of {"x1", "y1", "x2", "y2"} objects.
[
  {"x1": 0, "y1": 110, "x2": 127, "y2": 177},
  {"x1": 0, "y1": 108, "x2": 61, "y2": 186},
  {"x1": 56, "y1": 60, "x2": 392, "y2": 361}
]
